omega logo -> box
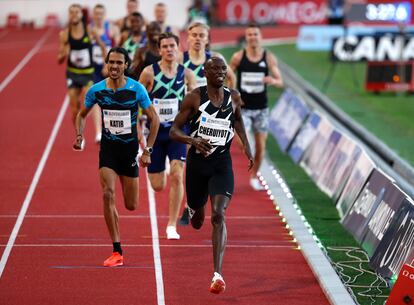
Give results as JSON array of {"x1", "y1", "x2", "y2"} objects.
[{"x1": 402, "y1": 269, "x2": 414, "y2": 280}]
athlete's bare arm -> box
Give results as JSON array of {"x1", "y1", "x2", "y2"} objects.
[
  {"x1": 231, "y1": 89, "x2": 254, "y2": 170},
  {"x1": 229, "y1": 50, "x2": 243, "y2": 73},
  {"x1": 184, "y1": 68, "x2": 197, "y2": 92},
  {"x1": 119, "y1": 31, "x2": 129, "y2": 47},
  {"x1": 73, "y1": 106, "x2": 93, "y2": 150},
  {"x1": 131, "y1": 46, "x2": 146, "y2": 78},
  {"x1": 88, "y1": 25, "x2": 108, "y2": 61},
  {"x1": 140, "y1": 104, "x2": 160, "y2": 167},
  {"x1": 138, "y1": 65, "x2": 155, "y2": 91},
  {"x1": 170, "y1": 90, "x2": 212, "y2": 156},
  {"x1": 110, "y1": 23, "x2": 121, "y2": 46},
  {"x1": 57, "y1": 29, "x2": 69, "y2": 64},
  {"x1": 264, "y1": 52, "x2": 284, "y2": 88}
]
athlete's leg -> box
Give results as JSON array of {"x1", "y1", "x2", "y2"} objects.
[
  {"x1": 251, "y1": 131, "x2": 267, "y2": 178},
  {"x1": 190, "y1": 205, "x2": 206, "y2": 230},
  {"x1": 119, "y1": 175, "x2": 139, "y2": 211},
  {"x1": 100, "y1": 167, "x2": 120, "y2": 242},
  {"x1": 167, "y1": 160, "x2": 185, "y2": 227},
  {"x1": 210, "y1": 194, "x2": 230, "y2": 275},
  {"x1": 148, "y1": 172, "x2": 166, "y2": 192},
  {"x1": 68, "y1": 87, "x2": 81, "y2": 126}
]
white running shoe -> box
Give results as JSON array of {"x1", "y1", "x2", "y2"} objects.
[
  {"x1": 166, "y1": 226, "x2": 180, "y2": 240},
  {"x1": 250, "y1": 178, "x2": 264, "y2": 191},
  {"x1": 209, "y1": 272, "x2": 226, "y2": 294}
]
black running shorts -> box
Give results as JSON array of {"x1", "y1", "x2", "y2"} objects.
[
  {"x1": 66, "y1": 70, "x2": 94, "y2": 89},
  {"x1": 99, "y1": 144, "x2": 139, "y2": 178},
  {"x1": 185, "y1": 151, "x2": 234, "y2": 210}
]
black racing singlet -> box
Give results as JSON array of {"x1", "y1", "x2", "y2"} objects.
[
  {"x1": 143, "y1": 50, "x2": 161, "y2": 69},
  {"x1": 67, "y1": 24, "x2": 94, "y2": 74},
  {"x1": 236, "y1": 49, "x2": 268, "y2": 110},
  {"x1": 188, "y1": 86, "x2": 234, "y2": 158}
]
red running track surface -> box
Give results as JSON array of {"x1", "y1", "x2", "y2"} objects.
[{"x1": 0, "y1": 28, "x2": 329, "y2": 305}]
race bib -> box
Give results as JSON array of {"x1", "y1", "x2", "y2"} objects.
[
  {"x1": 197, "y1": 116, "x2": 231, "y2": 146},
  {"x1": 69, "y1": 49, "x2": 91, "y2": 68},
  {"x1": 92, "y1": 45, "x2": 111, "y2": 65},
  {"x1": 241, "y1": 72, "x2": 265, "y2": 93},
  {"x1": 103, "y1": 110, "x2": 132, "y2": 135},
  {"x1": 153, "y1": 98, "x2": 179, "y2": 123}
]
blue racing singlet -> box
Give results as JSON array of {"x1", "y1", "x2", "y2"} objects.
[
  {"x1": 183, "y1": 50, "x2": 211, "y2": 88},
  {"x1": 85, "y1": 77, "x2": 151, "y2": 146},
  {"x1": 149, "y1": 63, "x2": 185, "y2": 134}
]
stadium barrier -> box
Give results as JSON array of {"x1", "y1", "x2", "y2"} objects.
[{"x1": 268, "y1": 67, "x2": 414, "y2": 284}]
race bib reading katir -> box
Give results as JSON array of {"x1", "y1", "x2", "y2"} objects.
[
  {"x1": 153, "y1": 98, "x2": 179, "y2": 123},
  {"x1": 241, "y1": 72, "x2": 265, "y2": 93},
  {"x1": 197, "y1": 116, "x2": 230, "y2": 146},
  {"x1": 103, "y1": 110, "x2": 132, "y2": 135},
  {"x1": 70, "y1": 49, "x2": 91, "y2": 68}
]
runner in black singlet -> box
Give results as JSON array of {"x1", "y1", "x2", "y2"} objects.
[{"x1": 170, "y1": 57, "x2": 253, "y2": 294}]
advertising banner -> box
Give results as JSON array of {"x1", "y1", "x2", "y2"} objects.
[
  {"x1": 317, "y1": 135, "x2": 362, "y2": 198},
  {"x1": 217, "y1": 0, "x2": 328, "y2": 25},
  {"x1": 332, "y1": 35, "x2": 414, "y2": 62},
  {"x1": 341, "y1": 169, "x2": 395, "y2": 243},
  {"x1": 370, "y1": 198, "x2": 414, "y2": 279},
  {"x1": 300, "y1": 119, "x2": 340, "y2": 182},
  {"x1": 361, "y1": 183, "x2": 407, "y2": 257},
  {"x1": 288, "y1": 111, "x2": 321, "y2": 164},
  {"x1": 269, "y1": 90, "x2": 310, "y2": 152},
  {"x1": 336, "y1": 151, "x2": 375, "y2": 220}
]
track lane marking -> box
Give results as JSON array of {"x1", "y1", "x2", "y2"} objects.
[
  {"x1": 0, "y1": 214, "x2": 278, "y2": 219},
  {"x1": 0, "y1": 95, "x2": 69, "y2": 278},
  {"x1": 0, "y1": 28, "x2": 52, "y2": 94},
  {"x1": 144, "y1": 160, "x2": 165, "y2": 305},
  {"x1": 3, "y1": 244, "x2": 296, "y2": 248}
]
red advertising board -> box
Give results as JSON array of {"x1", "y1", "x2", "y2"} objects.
[
  {"x1": 217, "y1": 0, "x2": 328, "y2": 25},
  {"x1": 386, "y1": 264, "x2": 414, "y2": 305}
]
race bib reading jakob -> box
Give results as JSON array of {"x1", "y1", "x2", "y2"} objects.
[
  {"x1": 103, "y1": 110, "x2": 132, "y2": 135},
  {"x1": 153, "y1": 98, "x2": 179, "y2": 123}
]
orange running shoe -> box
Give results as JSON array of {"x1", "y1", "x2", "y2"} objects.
[
  {"x1": 209, "y1": 272, "x2": 226, "y2": 294},
  {"x1": 103, "y1": 252, "x2": 124, "y2": 267}
]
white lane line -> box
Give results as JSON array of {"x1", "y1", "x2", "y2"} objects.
[
  {"x1": 4, "y1": 244, "x2": 295, "y2": 248},
  {"x1": 145, "y1": 171, "x2": 165, "y2": 305},
  {"x1": 0, "y1": 95, "x2": 69, "y2": 278},
  {"x1": 0, "y1": 214, "x2": 277, "y2": 219},
  {"x1": 0, "y1": 28, "x2": 52, "y2": 94}
]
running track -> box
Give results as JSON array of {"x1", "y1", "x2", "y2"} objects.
[{"x1": 0, "y1": 28, "x2": 329, "y2": 305}]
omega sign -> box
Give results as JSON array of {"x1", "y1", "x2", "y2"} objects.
[
  {"x1": 222, "y1": 0, "x2": 327, "y2": 25},
  {"x1": 402, "y1": 269, "x2": 414, "y2": 280}
]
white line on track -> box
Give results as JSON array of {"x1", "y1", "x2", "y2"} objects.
[
  {"x1": 4, "y1": 244, "x2": 295, "y2": 248},
  {"x1": 0, "y1": 95, "x2": 69, "y2": 278},
  {"x1": 0, "y1": 214, "x2": 277, "y2": 219},
  {"x1": 145, "y1": 171, "x2": 165, "y2": 305},
  {"x1": 0, "y1": 28, "x2": 52, "y2": 94}
]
